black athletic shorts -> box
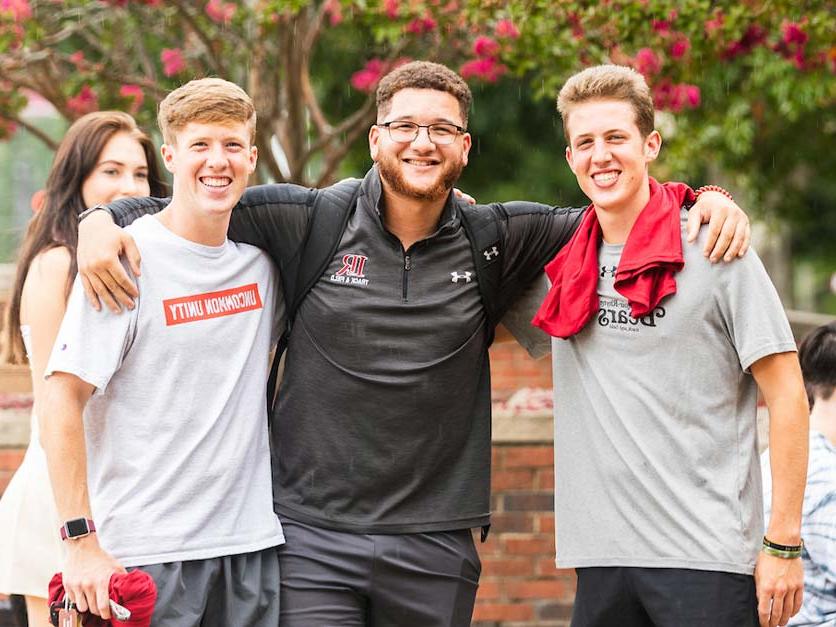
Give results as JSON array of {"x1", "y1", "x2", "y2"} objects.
[{"x1": 571, "y1": 566, "x2": 758, "y2": 627}]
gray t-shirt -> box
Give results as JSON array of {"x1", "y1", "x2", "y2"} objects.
[
  {"x1": 47, "y1": 215, "x2": 285, "y2": 567},
  {"x1": 506, "y1": 211, "x2": 796, "y2": 574}
]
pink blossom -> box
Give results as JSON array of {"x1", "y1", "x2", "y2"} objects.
[
  {"x1": 654, "y1": 82, "x2": 700, "y2": 112},
  {"x1": 66, "y1": 85, "x2": 99, "y2": 117},
  {"x1": 323, "y1": 0, "x2": 342, "y2": 26},
  {"x1": 782, "y1": 21, "x2": 808, "y2": 47},
  {"x1": 634, "y1": 47, "x2": 661, "y2": 76},
  {"x1": 652, "y1": 80, "x2": 673, "y2": 110},
  {"x1": 441, "y1": 0, "x2": 458, "y2": 14},
  {"x1": 683, "y1": 84, "x2": 700, "y2": 108},
  {"x1": 568, "y1": 12, "x2": 584, "y2": 40},
  {"x1": 721, "y1": 24, "x2": 767, "y2": 60},
  {"x1": 704, "y1": 10, "x2": 724, "y2": 35},
  {"x1": 383, "y1": 0, "x2": 398, "y2": 19},
  {"x1": 494, "y1": 19, "x2": 520, "y2": 39},
  {"x1": 670, "y1": 37, "x2": 690, "y2": 59},
  {"x1": 459, "y1": 57, "x2": 506, "y2": 82},
  {"x1": 473, "y1": 36, "x2": 500, "y2": 58},
  {"x1": 119, "y1": 84, "x2": 144, "y2": 113},
  {"x1": 0, "y1": 0, "x2": 32, "y2": 21},
  {"x1": 350, "y1": 59, "x2": 385, "y2": 93},
  {"x1": 652, "y1": 19, "x2": 671, "y2": 37},
  {"x1": 69, "y1": 50, "x2": 86, "y2": 69},
  {"x1": 161, "y1": 48, "x2": 186, "y2": 77},
  {"x1": 0, "y1": 118, "x2": 18, "y2": 140},
  {"x1": 205, "y1": 0, "x2": 236, "y2": 24},
  {"x1": 406, "y1": 16, "x2": 437, "y2": 35}
]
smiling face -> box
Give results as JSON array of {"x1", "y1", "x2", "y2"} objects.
[
  {"x1": 564, "y1": 98, "x2": 661, "y2": 217},
  {"x1": 161, "y1": 121, "x2": 257, "y2": 218},
  {"x1": 369, "y1": 88, "x2": 471, "y2": 202},
  {"x1": 80, "y1": 131, "x2": 151, "y2": 207}
]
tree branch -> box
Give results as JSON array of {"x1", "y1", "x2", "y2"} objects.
[
  {"x1": 314, "y1": 111, "x2": 375, "y2": 187},
  {"x1": 299, "y1": 2, "x2": 330, "y2": 135},
  {"x1": 3, "y1": 114, "x2": 59, "y2": 150},
  {"x1": 169, "y1": 0, "x2": 227, "y2": 75}
]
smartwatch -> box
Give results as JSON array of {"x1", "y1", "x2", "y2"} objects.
[{"x1": 60, "y1": 517, "x2": 96, "y2": 541}]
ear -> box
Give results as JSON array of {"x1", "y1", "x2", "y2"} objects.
[
  {"x1": 248, "y1": 145, "x2": 258, "y2": 174},
  {"x1": 644, "y1": 130, "x2": 662, "y2": 163},
  {"x1": 368, "y1": 125, "x2": 381, "y2": 163},
  {"x1": 460, "y1": 131, "x2": 471, "y2": 167},
  {"x1": 160, "y1": 143, "x2": 176, "y2": 174},
  {"x1": 565, "y1": 145, "x2": 577, "y2": 174}
]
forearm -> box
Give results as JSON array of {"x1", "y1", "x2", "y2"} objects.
[
  {"x1": 40, "y1": 376, "x2": 95, "y2": 522},
  {"x1": 105, "y1": 196, "x2": 169, "y2": 228},
  {"x1": 228, "y1": 183, "x2": 312, "y2": 252},
  {"x1": 765, "y1": 394, "x2": 809, "y2": 543}
]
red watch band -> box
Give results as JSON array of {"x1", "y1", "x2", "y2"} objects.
[{"x1": 59, "y1": 518, "x2": 96, "y2": 541}]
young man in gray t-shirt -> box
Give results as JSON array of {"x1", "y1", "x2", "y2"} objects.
[{"x1": 506, "y1": 65, "x2": 809, "y2": 627}]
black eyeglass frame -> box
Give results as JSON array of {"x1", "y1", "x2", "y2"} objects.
[{"x1": 378, "y1": 121, "x2": 466, "y2": 145}]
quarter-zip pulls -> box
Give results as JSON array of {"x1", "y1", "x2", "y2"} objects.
[{"x1": 402, "y1": 252, "x2": 412, "y2": 301}]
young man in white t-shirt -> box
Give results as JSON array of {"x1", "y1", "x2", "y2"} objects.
[{"x1": 40, "y1": 78, "x2": 284, "y2": 626}]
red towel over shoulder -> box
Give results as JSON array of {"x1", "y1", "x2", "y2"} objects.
[
  {"x1": 49, "y1": 569, "x2": 157, "y2": 626},
  {"x1": 532, "y1": 178, "x2": 695, "y2": 338}
]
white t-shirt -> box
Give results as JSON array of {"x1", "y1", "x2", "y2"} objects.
[{"x1": 47, "y1": 215, "x2": 285, "y2": 567}]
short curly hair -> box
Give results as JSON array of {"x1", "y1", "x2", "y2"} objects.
[
  {"x1": 558, "y1": 64, "x2": 655, "y2": 142},
  {"x1": 376, "y1": 61, "x2": 472, "y2": 126}
]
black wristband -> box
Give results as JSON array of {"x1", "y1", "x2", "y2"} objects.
[{"x1": 762, "y1": 536, "x2": 803, "y2": 552}]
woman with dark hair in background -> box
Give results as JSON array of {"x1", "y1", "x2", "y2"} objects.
[{"x1": 0, "y1": 111, "x2": 167, "y2": 626}]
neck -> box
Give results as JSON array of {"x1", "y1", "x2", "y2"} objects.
[
  {"x1": 595, "y1": 177, "x2": 651, "y2": 244},
  {"x1": 156, "y1": 200, "x2": 230, "y2": 247},
  {"x1": 379, "y1": 181, "x2": 447, "y2": 250},
  {"x1": 810, "y1": 394, "x2": 836, "y2": 446}
]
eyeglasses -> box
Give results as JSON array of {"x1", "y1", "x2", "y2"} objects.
[{"x1": 379, "y1": 121, "x2": 465, "y2": 145}]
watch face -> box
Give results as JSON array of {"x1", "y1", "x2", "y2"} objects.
[{"x1": 65, "y1": 518, "x2": 90, "y2": 537}]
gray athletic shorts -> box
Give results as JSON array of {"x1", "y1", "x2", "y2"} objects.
[
  {"x1": 137, "y1": 547, "x2": 280, "y2": 627},
  {"x1": 278, "y1": 517, "x2": 481, "y2": 626}
]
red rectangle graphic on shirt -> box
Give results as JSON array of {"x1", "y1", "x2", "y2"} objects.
[{"x1": 163, "y1": 283, "x2": 263, "y2": 326}]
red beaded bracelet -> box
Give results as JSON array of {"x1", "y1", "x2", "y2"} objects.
[{"x1": 695, "y1": 185, "x2": 734, "y2": 202}]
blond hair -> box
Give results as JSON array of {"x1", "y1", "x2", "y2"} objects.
[
  {"x1": 557, "y1": 65, "x2": 655, "y2": 141},
  {"x1": 376, "y1": 61, "x2": 472, "y2": 126},
  {"x1": 158, "y1": 78, "x2": 256, "y2": 144}
]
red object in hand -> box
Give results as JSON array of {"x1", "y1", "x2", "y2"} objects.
[{"x1": 48, "y1": 570, "x2": 157, "y2": 626}]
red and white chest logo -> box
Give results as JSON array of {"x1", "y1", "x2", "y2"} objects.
[
  {"x1": 163, "y1": 283, "x2": 263, "y2": 326},
  {"x1": 329, "y1": 253, "x2": 370, "y2": 286}
]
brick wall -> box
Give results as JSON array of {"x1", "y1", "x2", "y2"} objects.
[
  {"x1": 488, "y1": 341, "x2": 552, "y2": 401},
  {"x1": 472, "y1": 442, "x2": 575, "y2": 626}
]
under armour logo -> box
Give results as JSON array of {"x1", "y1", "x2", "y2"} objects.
[
  {"x1": 600, "y1": 265, "x2": 617, "y2": 278},
  {"x1": 483, "y1": 246, "x2": 499, "y2": 261},
  {"x1": 451, "y1": 271, "x2": 472, "y2": 283}
]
